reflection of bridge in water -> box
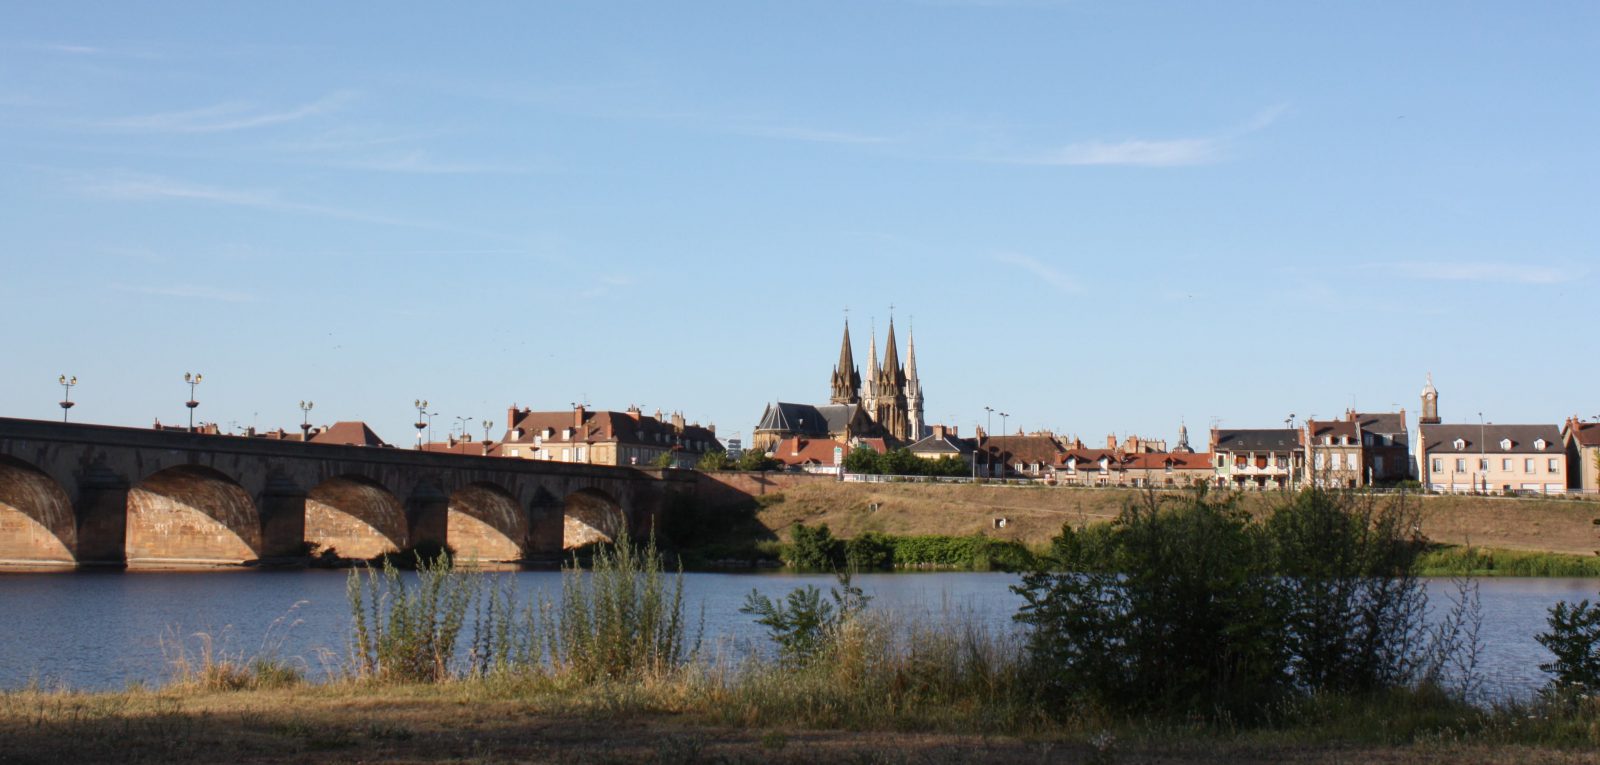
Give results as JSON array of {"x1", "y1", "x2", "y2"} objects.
[{"x1": 0, "y1": 418, "x2": 693, "y2": 569}]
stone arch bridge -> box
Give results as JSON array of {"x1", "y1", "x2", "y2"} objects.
[{"x1": 0, "y1": 418, "x2": 694, "y2": 569}]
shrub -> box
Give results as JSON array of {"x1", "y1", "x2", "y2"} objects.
[
  {"x1": 844, "y1": 532, "x2": 895, "y2": 570},
  {"x1": 784, "y1": 523, "x2": 843, "y2": 570},
  {"x1": 546, "y1": 530, "x2": 698, "y2": 681},
  {"x1": 1537, "y1": 593, "x2": 1600, "y2": 697},
  {"x1": 739, "y1": 572, "x2": 871, "y2": 667},
  {"x1": 696, "y1": 450, "x2": 733, "y2": 471},
  {"x1": 348, "y1": 551, "x2": 473, "y2": 683}
]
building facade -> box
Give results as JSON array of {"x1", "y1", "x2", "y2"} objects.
[
  {"x1": 1562, "y1": 417, "x2": 1600, "y2": 493},
  {"x1": 1211, "y1": 428, "x2": 1304, "y2": 489},
  {"x1": 496, "y1": 405, "x2": 720, "y2": 469}
]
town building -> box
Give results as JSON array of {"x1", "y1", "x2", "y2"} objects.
[
  {"x1": 1561, "y1": 417, "x2": 1600, "y2": 493},
  {"x1": 1211, "y1": 428, "x2": 1304, "y2": 489},
  {"x1": 1347, "y1": 410, "x2": 1412, "y2": 483},
  {"x1": 496, "y1": 404, "x2": 720, "y2": 469},
  {"x1": 753, "y1": 318, "x2": 926, "y2": 451},
  {"x1": 1304, "y1": 418, "x2": 1364, "y2": 488},
  {"x1": 1413, "y1": 378, "x2": 1566, "y2": 494},
  {"x1": 907, "y1": 425, "x2": 973, "y2": 467},
  {"x1": 769, "y1": 436, "x2": 854, "y2": 474},
  {"x1": 976, "y1": 432, "x2": 1065, "y2": 479}
]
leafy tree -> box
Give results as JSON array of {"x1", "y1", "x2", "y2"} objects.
[
  {"x1": 737, "y1": 449, "x2": 781, "y2": 472},
  {"x1": 652, "y1": 451, "x2": 676, "y2": 469},
  {"x1": 842, "y1": 445, "x2": 881, "y2": 474},
  {"x1": 739, "y1": 571, "x2": 871, "y2": 667},
  {"x1": 784, "y1": 523, "x2": 843, "y2": 570},
  {"x1": 877, "y1": 448, "x2": 924, "y2": 476},
  {"x1": 844, "y1": 532, "x2": 895, "y2": 570},
  {"x1": 1537, "y1": 594, "x2": 1600, "y2": 697},
  {"x1": 696, "y1": 450, "x2": 733, "y2": 471}
]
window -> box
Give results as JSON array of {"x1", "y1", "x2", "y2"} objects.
[
  {"x1": 1453, "y1": 438, "x2": 1467, "y2": 450},
  {"x1": 1432, "y1": 459, "x2": 1442, "y2": 472},
  {"x1": 1331, "y1": 454, "x2": 1342, "y2": 470},
  {"x1": 1500, "y1": 438, "x2": 1512, "y2": 451},
  {"x1": 577, "y1": 446, "x2": 588, "y2": 462},
  {"x1": 1478, "y1": 458, "x2": 1488, "y2": 471},
  {"x1": 1502, "y1": 458, "x2": 1511, "y2": 471},
  {"x1": 1524, "y1": 458, "x2": 1534, "y2": 473},
  {"x1": 1549, "y1": 458, "x2": 1560, "y2": 472},
  {"x1": 1455, "y1": 458, "x2": 1466, "y2": 472},
  {"x1": 1535, "y1": 439, "x2": 1548, "y2": 451},
  {"x1": 509, "y1": 448, "x2": 520, "y2": 457},
  {"x1": 1315, "y1": 453, "x2": 1325, "y2": 469},
  {"x1": 562, "y1": 448, "x2": 572, "y2": 462}
]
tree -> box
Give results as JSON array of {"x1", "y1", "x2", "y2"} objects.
[
  {"x1": 842, "y1": 445, "x2": 881, "y2": 474},
  {"x1": 652, "y1": 451, "x2": 676, "y2": 469},
  {"x1": 1537, "y1": 594, "x2": 1600, "y2": 698},
  {"x1": 739, "y1": 571, "x2": 871, "y2": 667},
  {"x1": 696, "y1": 450, "x2": 733, "y2": 471},
  {"x1": 737, "y1": 448, "x2": 780, "y2": 472}
]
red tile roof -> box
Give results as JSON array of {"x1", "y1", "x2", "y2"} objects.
[
  {"x1": 504, "y1": 407, "x2": 720, "y2": 453},
  {"x1": 981, "y1": 435, "x2": 1065, "y2": 466},
  {"x1": 771, "y1": 437, "x2": 849, "y2": 466},
  {"x1": 1567, "y1": 420, "x2": 1600, "y2": 447},
  {"x1": 310, "y1": 421, "x2": 387, "y2": 447}
]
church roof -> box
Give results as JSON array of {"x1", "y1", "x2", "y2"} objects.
[{"x1": 310, "y1": 421, "x2": 388, "y2": 447}]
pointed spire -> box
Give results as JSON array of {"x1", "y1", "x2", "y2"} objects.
[
  {"x1": 905, "y1": 319, "x2": 919, "y2": 383},
  {"x1": 881, "y1": 316, "x2": 903, "y2": 386},
  {"x1": 830, "y1": 317, "x2": 861, "y2": 405}
]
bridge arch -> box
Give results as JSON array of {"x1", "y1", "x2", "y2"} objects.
[
  {"x1": 127, "y1": 464, "x2": 260, "y2": 567},
  {"x1": 563, "y1": 487, "x2": 625, "y2": 550},
  {"x1": 448, "y1": 482, "x2": 525, "y2": 563},
  {"x1": 0, "y1": 455, "x2": 75, "y2": 567},
  {"x1": 305, "y1": 475, "x2": 408, "y2": 560}
]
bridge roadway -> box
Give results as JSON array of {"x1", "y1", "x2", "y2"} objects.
[{"x1": 0, "y1": 417, "x2": 694, "y2": 569}]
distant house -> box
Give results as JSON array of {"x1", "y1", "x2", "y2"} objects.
[
  {"x1": 1304, "y1": 419, "x2": 1364, "y2": 488},
  {"x1": 496, "y1": 404, "x2": 720, "y2": 469},
  {"x1": 906, "y1": 425, "x2": 973, "y2": 467},
  {"x1": 1347, "y1": 410, "x2": 1412, "y2": 483},
  {"x1": 310, "y1": 421, "x2": 388, "y2": 447},
  {"x1": 1562, "y1": 417, "x2": 1600, "y2": 494},
  {"x1": 976, "y1": 432, "x2": 1065, "y2": 479},
  {"x1": 1419, "y1": 423, "x2": 1566, "y2": 495},
  {"x1": 1212, "y1": 428, "x2": 1304, "y2": 489},
  {"x1": 770, "y1": 436, "x2": 855, "y2": 474}
]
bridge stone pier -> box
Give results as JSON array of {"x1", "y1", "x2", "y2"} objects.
[{"x1": 0, "y1": 417, "x2": 693, "y2": 569}]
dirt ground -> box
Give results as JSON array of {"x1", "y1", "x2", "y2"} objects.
[
  {"x1": 2, "y1": 687, "x2": 1596, "y2": 765},
  {"x1": 753, "y1": 483, "x2": 1600, "y2": 555}
]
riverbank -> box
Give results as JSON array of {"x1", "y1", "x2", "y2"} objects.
[
  {"x1": 716, "y1": 481, "x2": 1600, "y2": 558},
  {"x1": 4, "y1": 679, "x2": 1597, "y2": 764}
]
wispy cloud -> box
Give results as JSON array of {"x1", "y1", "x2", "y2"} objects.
[
  {"x1": 731, "y1": 124, "x2": 891, "y2": 145},
  {"x1": 991, "y1": 252, "x2": 1079, "y2": 292},
  {"x1": 1386, "y1": 261, "x2": 1575, "y2": 285},
  {"x1": 1005, "y1": 103, "x2": 1288, "y2": 168},
  {"x1": 101, "y1": 92, "x2": 353, "y2": 133},
  {"x1": 330, "y1": 151, "x2": 528, "y2": 175},
  {"x1": 112, "y1": 283, "x2": 258, "y2": 303},
  {"x1": 78, "y1": 172, "x2": 422, "y2": 228}
]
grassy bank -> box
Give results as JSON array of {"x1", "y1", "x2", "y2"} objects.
[{"x1": 1416, "y1": 545, "x2": 1600, "y2": 577}]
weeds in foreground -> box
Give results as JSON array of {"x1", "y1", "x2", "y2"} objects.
[{"x1": 161, "y1": 602, "x2": 308, "y2": 691}]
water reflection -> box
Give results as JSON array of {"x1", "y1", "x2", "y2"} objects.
[{"x1": 0, "y1": 570, "x2": 1593, "y2": 698}]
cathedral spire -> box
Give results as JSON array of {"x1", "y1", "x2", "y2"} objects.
[
  {"x1": 863, "y1": 321, "x2": 880, "y2": 414},
  {"x1": 880, "y1": 316, "x2": 904, "y2": 387},
  {"x1": 829, "y1": 318, "x2": 861, "y2": 405},
  {"x1": 905, "y1": 320, "x2": 924, "y2": 440}
]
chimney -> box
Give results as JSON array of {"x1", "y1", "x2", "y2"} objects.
[
  {"x1": 1346, "y1": 408, "x2": 1357, "y2": 422},
  {"x1": 933, "y1": 424, "x2": 947, "y2": 439},
  {"x1": 507, "y1": 405, "x2": 519, "y2": 430},
  {"x1": 671, "y1": 411, "x2": 686, "y2": 432},
  {"x1": 573, "y1": 404, "x2": 586, "y2": 429},
  {"x1": 792, "y1": 438, "x2": 802, "y2": 456},
  {"x1": 1106, "y1": 434, "x2": 1117, "y2": 450},
  {"x1": 627, "y1": 404, "x2": 642, "y2": 420}
]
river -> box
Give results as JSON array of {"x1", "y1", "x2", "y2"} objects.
[{"x1": 1, "y1": 571, "x2": 1594, "y2": 699}]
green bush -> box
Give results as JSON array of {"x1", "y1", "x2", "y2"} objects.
[
  {"x1": 1537, "y1": 593, "x2": 1600, "y2": 697},
  {"x1": 844, "y1": 532, "x2": 895, "y2": 570},
  {"x1": 739, "y1": 572, "x2": 871, "y2": 667},
  {"x1": 348, "y1": 551, "x2": 474, "y2": 683},
  {"x1": 784, "y1": 523, "x2": 843, "y2": 570}
]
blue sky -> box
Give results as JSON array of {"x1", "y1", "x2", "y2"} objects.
[{"x1": 3, "y1": 1, "x2": 1597, "y2": 447}]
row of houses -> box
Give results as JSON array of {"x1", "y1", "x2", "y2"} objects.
[{"x1": 758, "y1": 376, "x2": 1600, "y2": 496}]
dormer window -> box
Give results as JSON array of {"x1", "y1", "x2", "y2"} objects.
[
  {"x1": 1453, "y1": 438, "x2": 1466, "y2": 450},
  {"x1": 1535, "y1": 439, "x2": 1547, "y2": 451},
  {"x1": 1500, "y1": 438, "x2": 1512, "y2": 451}
]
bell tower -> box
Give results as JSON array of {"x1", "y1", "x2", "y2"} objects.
[{"x1": 1419, "y1": 373, "x2": 1440, "y2": 425}]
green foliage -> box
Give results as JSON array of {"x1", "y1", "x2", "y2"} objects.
[
  {"x1": 696, "y1": 450, "x2": 733, "y2": 471},
  {"x1": 653, "y1": 451, "x2": 677, "y2": 468},
  {"x1": 347, "y1": 551, "x2": 474, "y2": 683},
  {"x1": 1416, "y1": 546, "x2": 1600, "y2": 577},
  {"x1": 842, "y1": 446, "x2": 970, "y2": 477},
  {"x1": 1537, "y1": 594, "x2": 1600, "y2": 697},
  {"x1": 1017, "y1": 487, "x2": 1474, "y2": 722},
  {"x1": 1267, "y1": 488, "x2": 1428, "y2": 694},
  {"x1": 784, "y1": 523, "x2": 843, "y2": 570},
  {"x1": 737, "y1": 449, "x2": 781, "y2": 472},
  {"x1": 843, "y1": 532, "x2": 894, "y2": 570},
  {"x1": 891, "y1": 534, "x2": 1036, "y2": 571},
  {"x1": 547, "y1": 530, "x2": 697, "y2": 681},
  {"x1": 739, "y1": 572, "x2": 871, "y2": 667},
  {"x1": 842, "y1": 445, "x2": 880, "y2": 473}
]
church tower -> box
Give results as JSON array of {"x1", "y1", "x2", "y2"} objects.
[
  {"x1": 905, "y1": 324, "x2": 925, "y2": 441},
  {"x1": 862, "y1": 324, "x2": 880, "y2": 416},
  {"x1": 1419, "y1": 373, "x2": 1440, "y2": 425},
  {"x1": 1175, "y1": 421, "x2": 1194, "y2": 453},
  {"x1": 829, "y1": 320, "x2": 861, "y2": 405},
  {"x1": 875, "y1": 318, "x2": 911, "y2": 441}
]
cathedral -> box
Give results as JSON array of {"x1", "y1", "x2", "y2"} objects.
[{"x1": 754, "y1": 318, "x2": 926, "y2": 451}]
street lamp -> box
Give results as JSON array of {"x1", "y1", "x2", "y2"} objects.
[
  {"x1": 454, "y1": 415, "x2": 471, "y2": 440},
  {"x1": 1478, "y1": 412, "x2": 1487, "y2": 494},
  {"x1": 984, "y1": 406, "x2": 994, "y2": 436},
  {"x1": 414, "y1": 399, "x2": 429, "y2": 449},
  {"x1": 481, "y1": 419, "x2": 493, "y2": 443},
  {"x1": 58, "y1": 375, "x2": 77, "y2": 422},
  {"x1": 299, "y1": 401, "x2": 315, "y2": 440},
  {"x1": 1000, "y1": 412, "x2": 1010, "y2": 436},
  {"x1": 183, "y1": 372, "x2": 203, "y2": 431}
]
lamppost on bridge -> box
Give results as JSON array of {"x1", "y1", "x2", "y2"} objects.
[
  {"x1": 454, "y1": 415, "x2": 471, "y2": 441},
  {"x1": 299, "y1": 400, "x2": 315, "y2": 440},
  {"x1": 481, "y1": 419, "x2": 493, "y2": 443},
  {"x1": 58, "y1": 375, "x2": 77, "y2": 422},
  {"x1": 183, "y1": 372, "x2": 203, "y2": 431},
  {"x1": 414, "y1": 399, "x2": 429, "y2": 449}
]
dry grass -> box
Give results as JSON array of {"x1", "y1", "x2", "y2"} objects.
[
  {"x1": 754, "y1": 483, "x2": 1600, "y2": 557},
  {"x1": 4, "y1": 682, "x2": 1599, "y2": 764}
]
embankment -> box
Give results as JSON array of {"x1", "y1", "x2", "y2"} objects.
[{"x1": 693, "y1": 474, "x2": 1600, "y2": 557}]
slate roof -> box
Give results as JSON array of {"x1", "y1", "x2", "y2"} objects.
[
  {"x1": 310, "y1": 421, "x2": 388, "y2": 447},
  {"x1": 1308, "y1": 420, "x2": 1359, "y2": 442},
  {"x1": 755, "y1": 402, "x2": 832, "y2": 437},
  {"x1": 907, "y1": 433, "x2": 971, "y2": 455},
  {"x1": 1352, "y1": 411, "x2": 1407, "y2": 436},
  {"x1": 1421, "y1": 424, "x2": 1561, "y2": 455},
  {"x1": 1214, "y1": 429, "x2": 1302, "y2": 452},
  {"x1": 980, "y1": 435, "x2": 1065, "y2": 466}
]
